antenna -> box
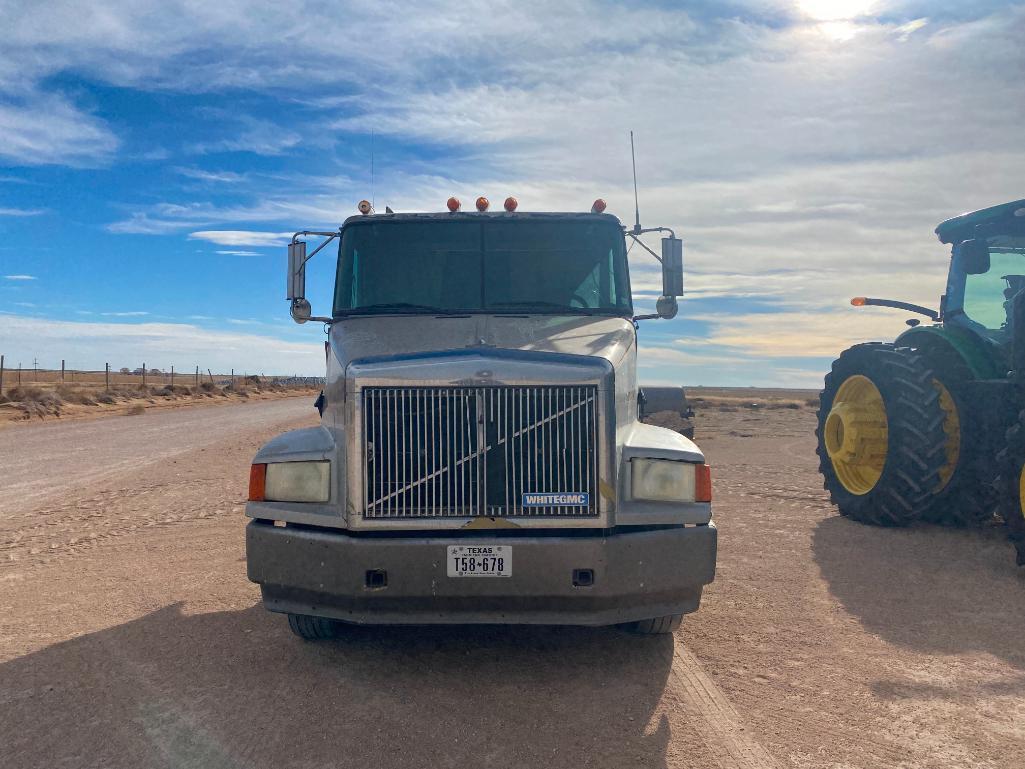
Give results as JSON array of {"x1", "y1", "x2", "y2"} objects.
[
  {"x1": 370, "y1": 129, "x2": 375, "y2": 209},
  {"x1": 630, "y1": 130, "x2": 641, "y2": 234}
]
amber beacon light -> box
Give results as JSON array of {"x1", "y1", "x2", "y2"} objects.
[
  {"x1": 446, "y1": 196, "x2": 461, "y2": 212},
  {"x1": 591, "y1": 198, "x2": 607, "y2": 213},
  {"x1": 504, "y1": 196, "x2": 518, "y2": 212},
  {"x1": 476, "y1": 196, "x2": 490, "y2": 212}
]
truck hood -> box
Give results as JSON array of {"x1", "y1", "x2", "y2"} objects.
[{"x1": 328, "y1": 315, "x2": 635, "y2": 371}]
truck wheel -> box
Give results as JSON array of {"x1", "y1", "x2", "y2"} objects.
[
  {"x1": 287, "y1": 613, "x2": 339, "y2": 640},
  {"x1": 994, "y1": 409, "x2": 1025, "y2": 566},
  {"x1": 816, "y1": 343, "x2": 948, "y2": 526},
  {"x1": 625, "y1": 614, "x2": 683, "y2": 635}
]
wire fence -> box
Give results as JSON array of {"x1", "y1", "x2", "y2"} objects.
[{"x1": 0, "y1": 355, "x2": 324, "y2": 394}]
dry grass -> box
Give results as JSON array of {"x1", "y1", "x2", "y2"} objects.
[
  {"x1": 126, "y1": 404, "x2": 146, "y2": 416},
  {"x1": 0, "y1": 379, "x2": 317, "y2": 422}
]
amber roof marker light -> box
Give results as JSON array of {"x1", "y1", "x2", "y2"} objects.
[
  {"x1": 476, "y1": 196, "x2": 490, "y2": 212},
  {"x1": 851, "y1": 297, "x2": 867, "y2": 306},
  {"x1": 358, "y1": 199, "x2": 373, "y2": 215},
  {"x1": 591, "y1": 198, "x2": 607, "y2": 214},
  {"x1": 504, "y1": 197, "x2": 518, "y2": 212},
  {"x1": 447, "y1": 197, "x2": 461, "y2": 212}
]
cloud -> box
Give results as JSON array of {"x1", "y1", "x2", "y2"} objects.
[
  {"x1": 175, "y1": 167, "x2": 246, "y2": 183},
  {"x1": 215, "y1": 250, "x2": 261, "y2": 256},
  {"x1": 0, "y1": 207, "x2": 45, "y2": 216},
  {"x1": 0, "y1": 313, "x2": 321, "y2": 375},
  {"x1": 4, "y1": 274, "x2": 36, "y2": 280},
  {"x1": 189, "y1": 121, "x2": 301, "y2": 156},
  {"x1": 0, "y1": 92, "x2": 117, "y2": 167},
  {"x1": 100, "y1": 311, "x2": 149, "y2": 317},
  {"x1": 188, "y1": 230, "x2": 293, "y2": 247}
]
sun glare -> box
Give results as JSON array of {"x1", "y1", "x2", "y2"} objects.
[{"x1": 797, "y1": 0, "x2": 876, "y2": 21}]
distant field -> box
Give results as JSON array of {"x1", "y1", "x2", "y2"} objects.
[{"x1": 685, "y1": 386, "x2": 820, "y2": 411}]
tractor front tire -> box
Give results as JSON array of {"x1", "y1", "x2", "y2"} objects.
[{"x1": 816, "y1": 343, "x2": 949, "y2": 526}]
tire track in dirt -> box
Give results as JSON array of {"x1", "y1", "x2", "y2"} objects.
[{"x1": 668, "y1": 643, "x2": 780, "y2": 769}]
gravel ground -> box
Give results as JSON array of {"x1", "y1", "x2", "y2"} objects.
[{"x1": 1, "y1": 397, "x2": 1023, "y2": 768}]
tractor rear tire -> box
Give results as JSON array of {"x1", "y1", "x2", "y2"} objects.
[
  {"x1": 907, "y1": 345, "x2": 997, "y2": 527},
  {"x1": 993, "y1": 409, "x2": 1025, "y2": 566},
  {"x1": 816, "y1": 343, "x2": 949, "y2": 526}
]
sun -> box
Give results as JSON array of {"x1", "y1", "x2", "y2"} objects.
[{"x1": 797, "y1": 0, "x2": 876, "y2": 21}]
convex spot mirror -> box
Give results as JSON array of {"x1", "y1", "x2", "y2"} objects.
[
  {"x1": 291, "y1": 298, "x2": 312, "y2": 324},
  {"x1": 958, "y1": 239, "x2": 990, "y2": 275},
  {"x1": 661, "y1": 237, "x2": 684, "y2": 297},
  {"x1": 656, "y1": 295, "x2": 678, "y2": 319}
]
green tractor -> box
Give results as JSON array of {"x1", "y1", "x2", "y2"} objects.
[{"x1": 816, "y1": 198, "x2": 1025, "y2": 566}]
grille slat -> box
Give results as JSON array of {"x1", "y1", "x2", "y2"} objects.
[{"x1": 363, "y1": 385, "x2": 598, "y2": 518}]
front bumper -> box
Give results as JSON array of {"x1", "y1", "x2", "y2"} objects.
[{"x1": 246, "y1": 521, "x2": 717, "y2": 626}]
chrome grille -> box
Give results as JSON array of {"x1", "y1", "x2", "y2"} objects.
[{"x1": 362, "y1": 386, "x2": 598, "y2": 518}]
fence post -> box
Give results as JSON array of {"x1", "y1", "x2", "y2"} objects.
[
  {"x1": 195, "y1": 365, "x2": 199, "y2": 386},
  {"x1": 18, "y1": 363, "x2": 22, "y2": 385},
  {"x1": 171, "y1": 365, "x2": 175, "y2": 388},
  {"x1": 105, "y1": 363, "x2": 110, "y2": 391},
  {"x1": 231, "y1": 368, "x2": 235, "y2": 387},
  {"x1": 0, "y1": 354, "x2": 4, "y2": 395},
  {"x1": 208, "y1": 368, "x2": 213, "y2": 383},
  {"x1": 142, "y1": 363, "x2": 146, "y2": 388}
]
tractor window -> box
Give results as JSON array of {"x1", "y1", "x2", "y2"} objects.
[{"x1": 962, "y1": 249, "x2": 1025, "y2": 331}]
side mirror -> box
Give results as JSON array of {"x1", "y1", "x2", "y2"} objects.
[
  {"x1": 958, "y1": 239, "x2": 990, "y2": 275},
  {"x1": 288, "y1": 241, "x2": 307, "y2": 300},
  {"x1": 656, "y1": 295, "x2": 678, "y2": 319},
  {"x1": 661, "y1": 237, "x2": 683, "y2": 297}
]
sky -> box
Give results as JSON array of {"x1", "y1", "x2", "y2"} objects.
[{"x1": 0, "y1": 0, "x2": 1022, "y2": 386}]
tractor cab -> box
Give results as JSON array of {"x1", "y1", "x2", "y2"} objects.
[{"x1": 940, "y1": 200, "x2": 1025, "y2": 344}]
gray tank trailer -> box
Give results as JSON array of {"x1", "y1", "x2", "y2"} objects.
[{"x1": 245, "y1": 196, "x2": 716, "y2": 638}]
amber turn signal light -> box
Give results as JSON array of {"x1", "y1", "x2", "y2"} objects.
[
  {"x1": 249, "y1": 463, "x2": 267, "y2": 502},
  {"x1": 851, "y1": 297, "x2": 867, "y2": 306},
  {"x1": 695, "y1": 464, "x2": 712, "y2": 503}
]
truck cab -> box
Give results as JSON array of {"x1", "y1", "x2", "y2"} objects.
[{"x1": 245, "y1": 198, "x2": 717, "y2": 638}]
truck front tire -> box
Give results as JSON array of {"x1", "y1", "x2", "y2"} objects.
[
  {"x1": 287, "y1": 613, "x2": 339, "y2": 640},
  {"x1": 625, "y1": 614, "x2": 683, "y2": 635}
]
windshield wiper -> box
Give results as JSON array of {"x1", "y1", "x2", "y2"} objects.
[
  {"x1": 344, "y1": 302, "x2": 458, "y2": 314},
  {"x1": 488, "y1": 301, "x2": 608, "y2": 314}
]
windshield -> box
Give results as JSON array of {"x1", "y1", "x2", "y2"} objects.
[
  {"x1": 333, "y1": 218, "x2": 632, "y2": 316},
  {"x1": 956, "y1": 237, "x2": 1025, "y2": 333}
]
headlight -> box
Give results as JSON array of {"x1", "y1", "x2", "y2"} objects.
[
  {"x1": 631, "y1": 458, "x2": 697, "y2": 502},
  {"x1": 250, "y1": 461, "x2": 330, "y2": 503}
]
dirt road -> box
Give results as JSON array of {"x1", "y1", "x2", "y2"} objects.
[{"x1": 1, "y1": 398, "x2": 1023, "y2": 768}]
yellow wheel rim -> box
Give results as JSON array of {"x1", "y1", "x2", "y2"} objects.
[
  {"x1": 824, "y1": 375, "x2": 888, "y2": 495},
  {"x1": 1018, "y1": 464, "x2": 1025, "y2": 523},
  {"x1": 933, "y1": 380, "x2": 960, "y2": 491}
]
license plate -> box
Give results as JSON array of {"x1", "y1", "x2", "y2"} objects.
[{"x1": 447, "y1": 545, "x2": 512, "y2": 577}]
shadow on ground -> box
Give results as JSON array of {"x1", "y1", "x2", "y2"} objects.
[
  {"x1": 813, "y1": 515, "x2": 1025, "y2": 668},
  {"x1": 0, "y1": 605, "x2": 675, "y2": 769}
]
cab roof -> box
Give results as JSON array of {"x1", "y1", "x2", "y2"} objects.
[
  {"x1": 935, "y1": 198, "x2": 1025, "y2": 244},
  {"x1": 340, "y1": 211, "x2": 624, "y2": 229}
]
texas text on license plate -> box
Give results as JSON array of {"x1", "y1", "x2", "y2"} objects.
[{"x1": 447, "y1": 545, "x2": 512, "y2": 577}]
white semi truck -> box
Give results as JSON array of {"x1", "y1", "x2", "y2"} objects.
[{"x1": 245, "y1": 196, "x2": 716, "y2": 639}]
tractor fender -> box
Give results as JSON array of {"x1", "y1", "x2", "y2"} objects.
[{"x1": 895, "y1": 325, "x2": 1006, "y2": 380}]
